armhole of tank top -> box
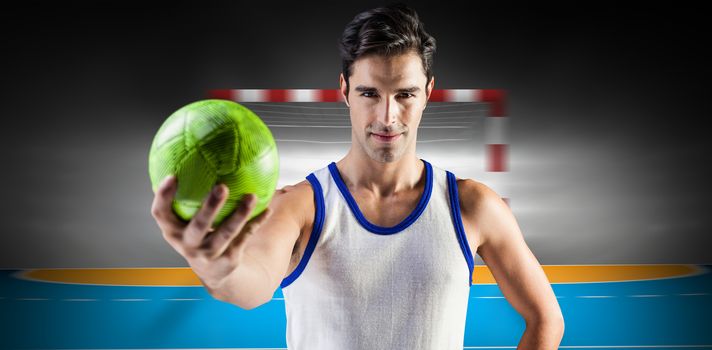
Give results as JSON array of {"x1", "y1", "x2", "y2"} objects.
[
  {"x1": 446, "y1": 170, "x2": 475, "y2": 287},
  {"x1": 280, "y1": 172, "x2": 326, "y2": 289}
]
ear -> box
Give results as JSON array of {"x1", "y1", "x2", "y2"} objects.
[
  {"x1": 426, "y1": 76, "x2": 435, "y2": 101},
  {"x1": 425, "y1": 76, "x2": 435, "y2": 109},
  {"x1": 339, "y1": 73, "x2": 350, "y2": 107}
]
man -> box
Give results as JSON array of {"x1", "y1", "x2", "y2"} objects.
[{"x1": 151, "y1": 4, "x2": 564, "y2": 349}]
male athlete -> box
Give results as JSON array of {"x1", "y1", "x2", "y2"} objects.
[{"x1": 151, "y1": 4, "x2": 564, "y2": 349}]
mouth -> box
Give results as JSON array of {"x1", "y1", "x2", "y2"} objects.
[{"x1": 371, "y1": 132, "x2": 402, "y2": 143}]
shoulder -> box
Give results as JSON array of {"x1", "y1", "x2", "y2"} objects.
[
  {"x1": 455, "y1": 177, "x2": 499, "y2": 212},
  {"x1": 276, "y1": 179, "x2": 315, "y2": 204},
  {"x1": 455, "y1": 178, "x2": 512, "y2": 248},
  {"x1": 270, "y1": 179, "x2": 315, "y2": 229},
  {"x1": 272, "y1": 180, "x2": 314, "y2": 209}
]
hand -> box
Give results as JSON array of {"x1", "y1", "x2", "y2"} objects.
[{"x1": 150, "y1": 175, "x2": 272, "y2": 289}]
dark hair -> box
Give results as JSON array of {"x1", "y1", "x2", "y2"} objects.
[{"x1": 339, "y1": 3, "x2": 436, "y2": 96}]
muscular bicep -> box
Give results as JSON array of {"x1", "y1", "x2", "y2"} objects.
[
  {"x1": 472, "y1": 183, "x2": 563, "y2": 324},
  {"x1": 241, "y1": 182, "x2": 311, "y2": 297}
]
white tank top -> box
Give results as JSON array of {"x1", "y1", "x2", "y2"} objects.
[{"x1": 280, "y1": 158, "x2": 475, "y2": 350}]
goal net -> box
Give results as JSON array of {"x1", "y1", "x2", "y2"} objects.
[{"x1": 208, "y1": 89, "x2": 509, "y2": 202}]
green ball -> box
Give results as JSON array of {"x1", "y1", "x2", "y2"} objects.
[{"x1": 148, "y1": 99, "x2": 279, "y2": 228}]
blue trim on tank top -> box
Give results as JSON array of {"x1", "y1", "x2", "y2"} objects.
[
  {"x1": 327, "y1": 159, "x2": 433, "y2": 235},
  {"x1": 280, "y1": 173, "x2": 326, "y2": 289},
  {"x1": 446, "y1": 170, "x2": 475, "y2": 286}
]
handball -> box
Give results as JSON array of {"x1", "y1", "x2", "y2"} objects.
[{"x1": 148, "y1": 99, "x2": 279, "y2": 228}]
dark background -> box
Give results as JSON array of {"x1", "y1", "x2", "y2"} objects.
[{"x1": 1, "y1": 1, "x2": 709, "y2": 267}]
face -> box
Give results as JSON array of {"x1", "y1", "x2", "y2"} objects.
[{"x1": 340, "y1": 51, "x2": 434, "y2": 163}]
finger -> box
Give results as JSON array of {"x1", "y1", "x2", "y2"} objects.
[
  {"x1": 213, "y1": 204, "x2": 272, "y2": 257},
  {"x1": 151, "y1": 175, "x2": 186, "y2": 232},
  {"x1": 183, "y1": 183, "x2": 229, "y2": 249},
  {"x1": 208, "y1": 194, "x2": 259, "y2": 258}
]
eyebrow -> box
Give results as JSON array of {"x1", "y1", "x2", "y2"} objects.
[{"x1": 354, "y1": 85, "x2": 421, "y2": 93}]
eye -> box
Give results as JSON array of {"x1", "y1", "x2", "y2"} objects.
[
  {"x1": 398, "y1": 93, "x2": 415, "y2": 98},
  {"x1": 361, "y1": 91, "x2": 377, "y2": 98}
]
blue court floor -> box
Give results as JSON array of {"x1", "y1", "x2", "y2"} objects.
[{"x1": 1, "y1": 265, "x2": 710, "y2": 349}]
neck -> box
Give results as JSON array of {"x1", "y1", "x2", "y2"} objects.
[{"x1": 336, "y1": 149, "x2": 424, "y2": 198}]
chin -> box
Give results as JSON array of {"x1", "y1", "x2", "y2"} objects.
[
  {"x1": 367, "y1": 147, "x2": 404, "y2": 163},
  {"x1": 356, "y1": 133, "x2": 407, "y2": 162}
]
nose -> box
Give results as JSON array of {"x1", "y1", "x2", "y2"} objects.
[{"x1": 378, "y1": 95, "x2": 399, "y2": 126}]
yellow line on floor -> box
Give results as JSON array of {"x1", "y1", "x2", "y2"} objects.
[
  {"x1": 13, "y1": 264, "x2": 704, "y2": 286},
  {"x1": 473, "y1": 264, "x2": 704, "y2": 284}
]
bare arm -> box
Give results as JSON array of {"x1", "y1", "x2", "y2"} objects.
[
  {"x1": 208, "y1": 183, "x2": 310, "y2": 308},
  {"x1": 461, "y1": 180, "x2": 564, "y2": 348},
  {"x1": 150, "y1": 176, "x2": 306, "y2": 310}
]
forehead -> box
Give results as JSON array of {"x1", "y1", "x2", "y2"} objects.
[{"x1": 350, "y1": 51, "x2": 427, "y2": 87}]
